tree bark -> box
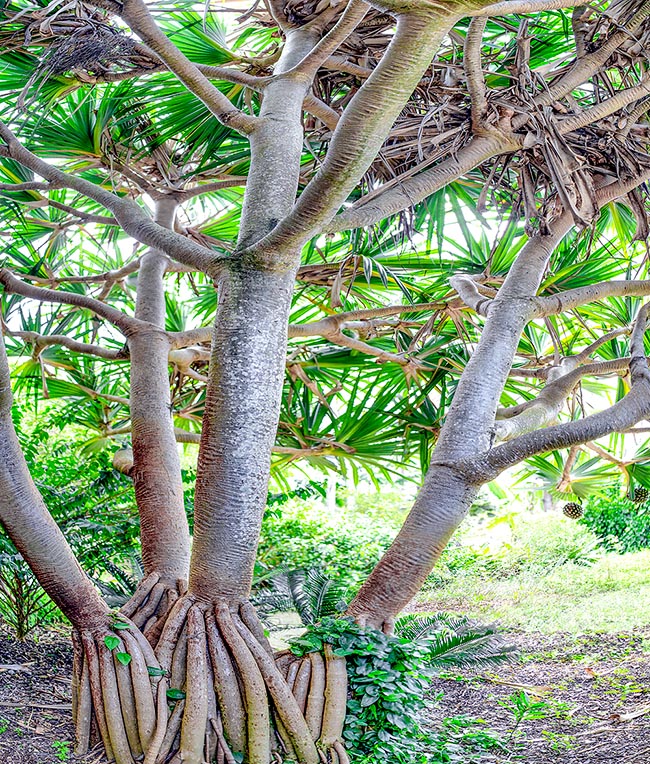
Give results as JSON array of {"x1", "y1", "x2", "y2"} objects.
[
  {"x1": 190, "y1": 265, "x2": 297, "y2": 601},
  {"x1": 0, "y1": 330, "x2": 108, "y2": 630},
  {"x1": 129, "y1": 198, "x2": 191, "y2": 583}
]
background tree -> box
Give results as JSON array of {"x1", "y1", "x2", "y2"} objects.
[{"x1": 2, "y1": 0, "x2": 650, "y2": 762}]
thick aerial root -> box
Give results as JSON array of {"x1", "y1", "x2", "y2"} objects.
[
  {"x1": 73, "y1": 598, "x2": 351, "y2": 764},
  {"x1": 74, "y1": 644, "x2": 92, "y2": 755},
  {"x1": 292, "y1": 657, "x2": 312, "y2": 715},
  {"x1": 75, "y1": 620, "x2": 162, "y2": 764},
  {"x1": 305, "y1": 652, "x2": 325, "y2": 740},
  {"x1": 234, "y1": 615, "x2": 318, "y2": 764},
  {"x1": 157, "y1": 698, "x2": 184, "y2": 763},
  {"x1": 211, "y1": 717, "x2": 237, "y2": 764},
  {"x1": 122, "y1": 631, "x2": 157, "y2": 750},
  {"x1": 215, "y1": 602, "x2": 271, "y2": 764},
  {"x1": 206, "y1": 611, "x2": 247, "y2": 754},
  {"x1": 81, "y1": 631, "x2": 114, "y2": 761},
  {"x1": 121, "y1": 572, "x2": 160, "y2": 619},
  {"x1": 121, "y1": 574, "x2": 188, "y2": 648},
  {"x1": 320, "y1": 645, "x2": 348, "y2": 745},
  {"x1": 180, "y1": 606, "x2": 209, "y2": 764}
]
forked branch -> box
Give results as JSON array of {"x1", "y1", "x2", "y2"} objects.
[
  {"x1": 469, "y1": 305, "x2": 650, "y2": 480},
  {"x1": 0, "y1": 125, "x2": 223, "y2": 275},
  {"x1": 118, "y1": 0, "x2": 257, "y2": 135}
]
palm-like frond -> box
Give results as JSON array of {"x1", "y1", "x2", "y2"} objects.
[
  {"x1": 253, "y1": 568, "x2": 348, "y2": 626},
  {"x1": 395, "y1": 612, "x2": 517, "y2": 669}
]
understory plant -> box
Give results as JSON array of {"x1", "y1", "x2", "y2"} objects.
[
  {"x1": 581, "y1": 485, "x2": 650, "y2": 553},
  {"x1": 0, "y1": 550, "x2": 60, "y2": 639},
  {"x1": 290, "y1": 615, "x2": 514, "y2": 763}
]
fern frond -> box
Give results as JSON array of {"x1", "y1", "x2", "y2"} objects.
[{"x1": 396, "y1": 612, "x2": 517, "y2": 669}]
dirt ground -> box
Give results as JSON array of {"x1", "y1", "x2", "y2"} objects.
[
  {"x1": 1, "y1": 626, "x2": 649, "y2": 763},
  {"x1": 426, "y1": 628, "x2": 650, "y2": 764}
]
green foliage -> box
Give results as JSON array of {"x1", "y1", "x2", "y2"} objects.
[
  {"x1": 256, "y1": 499, "x2": 394, "y2": 589},
  {"x1": 498, "y1": 691, "x2": 551, "y2": 743},
  {"x1": 254, "y1": 568, "x2": 348, "y2": 626},
  {"x1": 394, "y1": 613, "x2": 517, "y2": 669},
  {"x1": 290, "y1": 616, "x2": 514, "y2": 763},
  {"x1": 92, "y1": 556, "x2": 143, "y2": 608},
  {"x1": 52, "y1": 740, "x2": 70, "y2": 762},
  {"x1": 10, "y1": 407, "x2": 140, "y2": 576},
  {"x1": 0, "y1": 551, "x2": 59, "y2": 639},
  {"x1": 0, "y1": 410, "x2": 142, "y2": 635},
  {"x1": 493, "y1": 513, "x2": 601, "y2": 575},
  {"x1": 581, "y1": 485, "x2": 650, "y2": 553},
  {"x1": 103, "y1": 635, "x2": 120, "y2": 651},
  {"x1": 429, "y1": 717, "x2": 507, "y2": 763},
  {"x1": 424, "y1": 538, "x2": 500, "y2": 589}
]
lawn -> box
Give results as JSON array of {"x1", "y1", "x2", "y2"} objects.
[{"x1": 417, "y1": 550, "x2": 650, "y2": 633}]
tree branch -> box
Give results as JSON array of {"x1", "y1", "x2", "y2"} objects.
[
  {"x1": 325, "y1": 133, "x2": 518, "y2": 233},
  {"x1": 464, "y1": 18, "x2": 489, "y2": 134},
  {"x1": 494, "y1": 358, "x2": 602, "y2": 440},
  {"x1": 3, "y1": 328, "x2": 125, "y2": 361},
  {"x1": 0, "y1": 181, "x2": 59, "y2": 192},
  {"x1": 282, "y1": 0, "x2": 369, "y2": 82},
  {"x1": 243, "y1": 10, "x2": 464, "y2": 262},
  {"x1": 0, "y1": 124, "x2": 222, "y2": 275},
  {"x1": 533, "y1": 279, "x2": 650, "y2": 317},
  {"x1": 303, "y1": 94, "x2": 340, "y2": 131},
  {"x1": 118, "y1": 0, "x2": 257, "y2": 135},
  {"x1": 558, "y1": 76, "x2": 650, "y2": 135},
  {"x1": 173, "y1": 178, "x2": 247, "y2": 203},
  {"x1": 0, "y1": 269, "x2": 145, "y2": 336},
  {"x1": 467, "y1": 305, "x2": 650, "y2": 480},
  {"x1": 513, "y1": 0, "x2": 650, "y2": 126},
  {"x1": 170, "y1": 302, "x2": 446, "y2": 348},
  {"x1": 472, "y1": 0, "x2": 584, "y2": 16},
  {"x1": 449, "y1": 275, "x2": 495, "y2": 315}
]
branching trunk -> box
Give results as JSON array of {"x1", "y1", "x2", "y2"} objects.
[
  {"x1": 0, "y1": 330, "x2": 108, "y2": 630},
  {"x1": 128, "y1": 197, "x2": 191, "y2": 622}
]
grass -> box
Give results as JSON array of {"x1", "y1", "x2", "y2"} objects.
[{"x1": 418, "y1": 550, "x2": 650, "y2": 633}]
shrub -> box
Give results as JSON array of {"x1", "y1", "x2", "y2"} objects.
[
  {"x1": 290, "y1": 615, "x2": 514, "y2": 763},
  {"x1": 424, "y1": 538, "x2": 500, "y2": 589},
  {"x1": 10, "y1": 408, "x2": 141, "y2": 576},
  {"x1": 493, "y1": 513, "x2": 601, "y2": 575},
  {"x1": 581, "y1": 485, "x2": 650, "y2": 552},
  {"x1": 0, "y1": 409, "x2": 143, "y2": 635},
  {"x1": 256, "y1": 498, "x2": 394, "y2": 589},
  {"x1": 0, "y1": 551, "x2": 60, "y2": 639}
]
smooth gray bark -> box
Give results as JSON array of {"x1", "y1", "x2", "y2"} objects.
[
  {"x1": 130, "y1": 198, "x2": 191, "y2": 581},
  {"x1": 0, "y1": 331, "x2": 108, "y2": 629}
]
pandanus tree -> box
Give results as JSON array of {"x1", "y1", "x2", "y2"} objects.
[{"x1": 3, "y1": 0, "x2": 650, "y2": 761}]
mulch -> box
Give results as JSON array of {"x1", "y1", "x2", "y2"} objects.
[
  {"x1": 1, "y1": 626, "x2": 649, "y2": 763},
  {"x1": 0, "y1": 628, "x2": 98, "y2": 764},
  {"x1": 426, "y1": 628, "x2": 650, "y2": 764}
]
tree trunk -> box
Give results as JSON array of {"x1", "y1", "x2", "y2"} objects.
[
  {"x1": 125, "y1": 197, "x2": 192, "y2": 634},
  {"x1": 349, "y1": 217, "x2": 574, "y2": 628}
]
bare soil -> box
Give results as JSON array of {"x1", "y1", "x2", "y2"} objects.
[
  {"x1": 0, "y1": 628, "x2": 98, "y2": 764},
  {"x1": 426, "y1": 627, "x2": 650, "y2": 764},
  {"x1": 1, "y1": 626, "x2": 649, "y2": 763}
]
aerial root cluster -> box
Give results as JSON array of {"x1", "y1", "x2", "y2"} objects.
[
  {"x1": 121, "y1": 572, "x2": 188, "y2": 648},
  {"x1": 72, "y1": 590, "x2": 349, "y2": 764}
]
